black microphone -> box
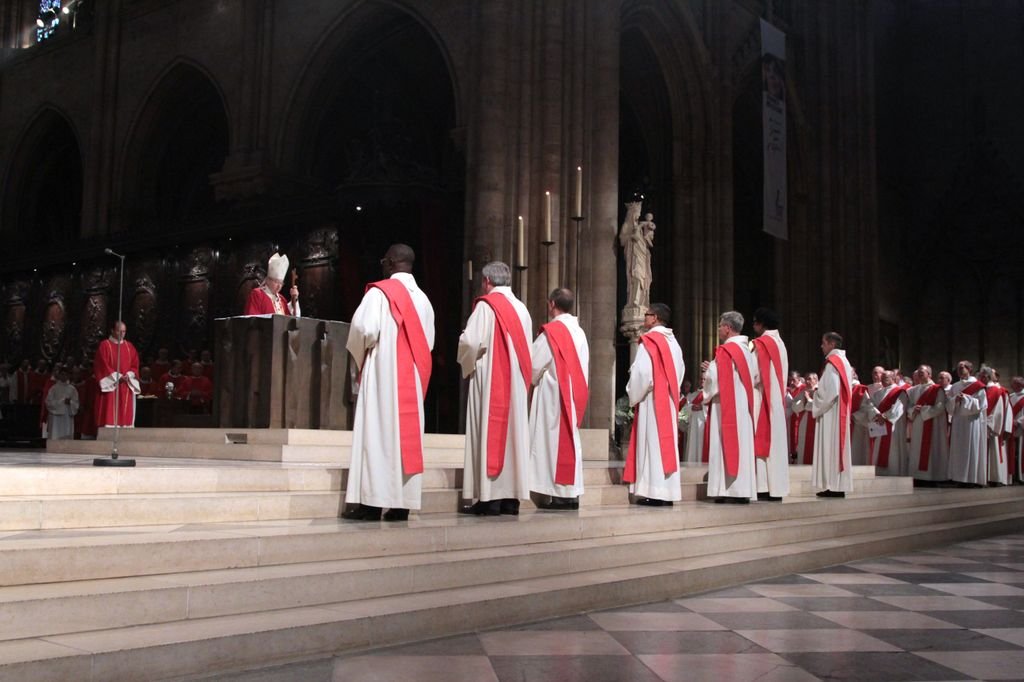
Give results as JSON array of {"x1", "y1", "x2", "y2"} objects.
[{"x1": 104, "y1": 247, "x2": 125, "y2": 258}]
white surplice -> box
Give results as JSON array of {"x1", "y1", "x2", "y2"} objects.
[
  {"x1": 946, "y1": 377, "x2": 988, "y2": 485},
  {"x1": 683, "y1": 390, "x2": 706, "y2": 464},
  {"x1": 850, "y1": 383, "x2": 879, "y2": 466},
  {"x1": 529, "y1": 313, "x2": 589, "y2": 498},
  {"x1": 791, "y1": 393, "x2": 816, "y2": 465},
  {"x1": 45, "y1": 380, "x2": 79, "y2": 440},
  {"x1": 810, "y1": 349, "x2": 854, "y2": 493},
  {"x1": 344, "y1": 272, "x2": 435, "y2": 510},
  {"x1": 1010, "y1": 390, "x2": 1024, "y2": 482},
  {"x1": 870, "y1": 386, "x2": 908, "y2": 476},
  {"x1": 752, "y1": 330, "x2": 790, "y2": 497},
  {"x1": 703, "y1": 335, "x2": 758, "y2": 501},
  {"x1": 626, "y1": 325, "x2": 685, "y2": 502},
  {"x1": 906, "y1": 382, "x2": 950, "y2": 481},
  {"x1": 985, "y1": 384, "x2": 1011, "y2": 485},
  {"x1": 459, "y1": 286, "x2": 533, "y2": 502}
]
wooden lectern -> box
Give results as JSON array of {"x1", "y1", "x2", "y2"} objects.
[{"x1": 213, "y1": 315, "x2": 352, "y2": 429}]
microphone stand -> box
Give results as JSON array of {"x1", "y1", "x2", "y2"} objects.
[{"x1": 94, "y1": 248, "x2": 136, "y2": 467}]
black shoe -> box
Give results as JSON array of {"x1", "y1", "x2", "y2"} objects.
[
  {"x1": 815, "y1": 491, "x2": 830, "y2": 498},
  {"x1": 637, "y1": 497, "x2": 671, "y2": 506},
  {"x1": 383, "y1": 508, "x2": 409, "y2": 522},
  {"x1": 537, "y1": 496, "x2": 578, "y2": 511},
  {"x1": 817, "y1": 490, "x2": 846, "y2": 498},
  {"x1": 757, "y1": 492, "x2": 771, "y2": 500},
  {"x1": 460, "y1": 500, "x2": 501, "y2": 516},
  {"x1": 713, "y1": 497, "x2": 726, "y2": 504},
  {"x1": 500, "y1": 499, "x2": 521, "y2": 515},
  {"x1": 341, "y1": 504, "x2": 382, "y2": 521}
]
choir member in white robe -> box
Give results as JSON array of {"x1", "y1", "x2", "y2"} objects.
[
  {"x1": 850, "y1": 374, "x2": 880, "y2": 466},
  {"x1": 870, "y1": 371, "x2": 909, "y2": 476},
  {"x1": 1009, "y1": 377, "x2": 1024, "y2": 484},
  {"x1": 907, "y1": 365, "x2": 949, "y2": 484},
  {"x1": 791, "y1": 374, "x2": 818, "y2": 466},
  {"x1": 683, "y1": 388, "x2": 706, "y2": 464},
  {"x1": 625, "y1": 303, "x2": 685, "y2": 505},
  {"x1": 44, "y1": 367, "x2": 78, "y2": 440},
  {"x1": 946, "y1": 360, "x2": 988, "y2": 487},
  {"x1": 529, "y1": 288, "x2": 589, "y2": 509},
  {"x1": 751, "y1": 308, "x2": 790, "y2": 500},
  {"x1": 459, "y1": 262, "x2": 533, "y2": 515},
  {"x1": 702, "y1": 311, "x2": 757, "y2": 503},
  {"x1": 341, "y1": 245, "x2": 435, "y2": 522},
  {"x1": 811, "y1": 332, "x2": 854, "y2": 497},
  {"x1": 980, "y1": 367, "x2": 1011, "y2": 486}
]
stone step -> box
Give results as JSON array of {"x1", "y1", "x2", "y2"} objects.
[
  {"x1": 4, "y1": 485, "x2": 1020, "y2": 588},
  {"x1": 2, "y1": 509, "x2": 1020, "y2": 682},
  {"x1": 1, "y1": 494, "x2": 1019, "y2": 643}
]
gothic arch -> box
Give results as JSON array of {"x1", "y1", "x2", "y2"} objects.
[
  {"x1": 275, "y1": 0, "x2": 461, "y2": 178},
  {"x1": 1, "y1": 105, "x2": 83, "y2": 250},
  {"x1": 117, "y1": 59, "x2": 231, "y2": 232}
]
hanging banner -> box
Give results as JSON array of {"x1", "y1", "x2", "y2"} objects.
[{"x1": 761, "y1": 19, "x2": 787, "y2": 240}]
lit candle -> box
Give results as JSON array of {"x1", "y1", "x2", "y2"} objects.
[
  {"x1": 574, "y1": 166, "x2": 582, "y2": 217},
  {"x1": 467, "y1": 259, "x2": 473, "y2": 281},
  {"x1": 516, "y1": 216, "x2": 525, "y2": 267},
  {"x1": 544, "y1": 191, "x2": 552, "y2": 243}
]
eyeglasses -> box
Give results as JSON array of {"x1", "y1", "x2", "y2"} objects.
[
  {"x1": 644, "y1": 312, "x2": 656, "y2": 318},
  {"x1": 379, "y1": 257, "x2": 391, "y2": 266}
]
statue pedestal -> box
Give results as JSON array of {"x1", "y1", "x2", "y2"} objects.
[{"x1": 620, "y1": 306, "x2": 645, "y2": 363}]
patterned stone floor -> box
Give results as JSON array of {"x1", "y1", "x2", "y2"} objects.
[{"x1": 199, "y1": 531, "x2": 1024, "y2": 681}]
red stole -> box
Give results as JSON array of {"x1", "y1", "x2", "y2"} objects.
[
  {"x1": 789, "y1": 383, "x2": 804, "y2": 454},
  {"x1": 751, "y1": 336, "x2": 784, "y2": 459},
  {"x1": 873, "y1": 385, "x2": 907, "y2": 468},
  {"x1": 824, "y1": 355, "x2": 851, "y2": 472},
  {"x1": 624, "y1": 333, "x2": 680, "y2": 483},
  {"x1": 367, "y1": 279, "x2": 433, "y2": 475},
  {"x1": 541, "y1": 320, "x2": 589, "y2": 485},
  {"x1": 690, "y1": 392, "x2": 710, "y2": 463},
  {"x1": 800, "y1": 409, "x2": 817, "y2": 465},
  {"x1": 914, "y1": 384, "x2": 943, "y2": 471},
  {"x1": 985, "y1": 386, "x2": 1007, "y2": 464},
  {"x1": 475, "y1": 294, "x2": 532, "y2": 478},
  {"x1": 713, "y1": 341, "x2": 755, "y2": 478}
]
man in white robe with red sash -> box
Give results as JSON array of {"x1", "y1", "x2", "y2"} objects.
[
  {"x1": 870, "y1": 370, "x2": 909, "y2": 476},
  {"x1": 1009, "y1": 376, "x2": 1024, "y2": 484},
  {"x1": 980, "y1": 367, "x2": 1011, "y2": 486},
  {"x1": 810, "y1": 332, "x2": 854, "y2": 497},
  {"x1": 459, "y1": 262, "x2": 533, "y2": 516},
  {"x1": 93, "y1": 321, "x2": 141, "y2": 428},
  {"x1": 243, "y1": 252, "x2": 301, "y2": 316},
  {"x1": 947, "y1": 360, "x2": 988, "y2": 487},
  {"x1": 342, "y1": 245, "x2": 435, "y2": 522},
  {"x1": 907, "y1": 365, "x2": 949, "y2": 484},
  {"x1": 786, "y1": 372, "x2": 804, "y2": 459},
  {"x1": 751, "y1": 308, "x2": 789, "y2": 500},
  {"x1": 850, "y1": 374, "x2": 879, "y2": 466},
  {"x1": 791, "y1": 373, "x2": 819, "y2": 466},
  {"x1": 529, "y1": 288, "x2": 589, "y2": 510},
  {"x1": 702, "y1": 310, "x2": 757, "y2": 504},
  {"x1": 624, "y1": 303, "x2": 685, "y2": 506}
]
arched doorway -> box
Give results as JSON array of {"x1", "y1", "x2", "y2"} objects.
[{"x1": 290, "y1": 4, "x2": 463, "y2": 433}]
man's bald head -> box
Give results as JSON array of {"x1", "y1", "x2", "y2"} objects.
[{"x1": 383, "y1": 244, "x2": 415, "y2": 275}]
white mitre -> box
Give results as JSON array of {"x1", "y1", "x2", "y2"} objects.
[{"x1": 267, "y1": 252, "x2": 289, "y2": 281}]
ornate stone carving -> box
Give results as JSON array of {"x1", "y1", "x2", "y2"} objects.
[{"x1": 40, "y1": 276, "x2": 71, "y2": 362}]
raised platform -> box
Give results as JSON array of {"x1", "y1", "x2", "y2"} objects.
[{"x1": 2, "y1": 444, "x2": 1019, "y2": 680}]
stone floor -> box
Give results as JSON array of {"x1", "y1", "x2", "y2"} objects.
[{"x1": 201, "y1": 531, "x2": 1024, "y2": 682}]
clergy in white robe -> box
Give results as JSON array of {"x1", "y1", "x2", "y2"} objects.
[
  {"x1": 1009, "y1": 377, "x2": 1024, "y2": 484},
  {"x1": 702, "y1": 311, "x2": 757, "y2": 503},
  {"x1": 750, "y1": 308, "x2": 790, "y2": 499},
  {"x1": 810, "y1": 333, "x2": 854, "y2": 496},
  {"x1": 44, "y1": 370, "x2": 78, "y2": 440},
  {"x1": 946, "y1": 360, "x2": 988, "y2": 486},
  {"x1": 850, "y1": 380, "x2": 879, "y2": 466},
  {"x1": 683, "y1": 388, "x2": 706, "y2": 464},
  {"x1": 791, "y1": 374, "x2": 818, "y2": 466},
  {"x1": 341, "y1": 245, "x2": 435, "y2": 522},
  {"x1": 624, "y1": 303, "x2": 685, "y2": 505},
  {"x1": 870, "y1": 372, "x2": 909, "y2": 476},
  {"x1": 529, "y1": 288, "x2": 589, "y2": 507},
  {"x1": 459, "y1": 262, "x2": 533, "y2": 515},
  {"x1": 980, "y1": 368, "x2": 1012, "y2": 486},
  {"x1": 906, "y1": 365, "x2": 949, "y2": 483}
]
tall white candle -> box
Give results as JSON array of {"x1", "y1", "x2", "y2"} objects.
[
  {"x1": 574, "y1": 166, "x2": 583, "y2": 217},
  {"x1": 467, "y1": 259, "x2": 473, "y2": 281},
  {"x1": 517, "y1": 216, "x2": 525, "y2": 267},
  {"x1": 544, "y1": 191, "x2": 552, "y2": 243}
]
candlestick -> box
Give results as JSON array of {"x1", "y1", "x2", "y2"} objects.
[
  {"x1": 466, "y1": 259, "x2": 473, "y2": 281},
  {"x1": 543, "y1": 191, "x2": 553, "y2": 245},
  {"x1": 574, "y1": 166, "x2": 583, "y2": 218},
  {"x1": 516, "y1": 216, "x2": 526, "y2": 268}
]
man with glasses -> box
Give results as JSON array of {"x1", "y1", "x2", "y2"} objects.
[{"x1": 623, "y1": 303, "x2": 685, "y2": 506}]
